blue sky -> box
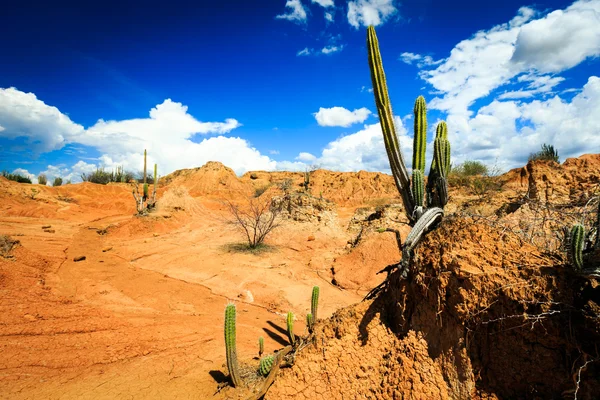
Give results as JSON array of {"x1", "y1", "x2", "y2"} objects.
[{"x1": 1, "y1": 0, "x2": 599, "y2": 183}]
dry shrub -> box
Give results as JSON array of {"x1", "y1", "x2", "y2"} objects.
[{"x1": 0, "y1": 235, "x2": 20, "y2": 257}]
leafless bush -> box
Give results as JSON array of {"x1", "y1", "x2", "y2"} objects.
[{"x1": 224, "y1": 195, "x2": 282, "y2": 249}]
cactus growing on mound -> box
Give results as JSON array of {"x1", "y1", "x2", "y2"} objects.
[
  {"x1": 131, "y1": 149, "x2": 158, "y2": 215},
  {"x1": 259, "y1": 354, "x2": 274, "y2": 376},
  {"x1": 286, "y1": 312, "x2": 295, "y2": 346},
  {"x1": 570, "y1": 224, "x2": 585, "y2": 271},
  {"x1": 224, "y1": 303, "x2": 242, "y2": 387},
  {"x1": 367, "y1": 26, "x2": 448, "y2": 277}
]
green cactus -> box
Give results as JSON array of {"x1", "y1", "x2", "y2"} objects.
[
  {"x1": 306, "y1": 313, "x2": 313, "y2": 332},
  {"x1": 258, "y1": 336, "x2": 264, "y2": 357},
  {"x1": 412, "y1": 96, "x2": 427, "y2": 174},
  {"x1": 311, "y1": 286, "x2": 319, "y2": 323},
  {"x1": 570, "y1": 224, "x2": 585, "y2": 271},
  {"x1": 259, "y1": 354, "x2": 274, "y2": 377},
  {"x1": 367, "y1": 26, "x2": 414, "y2": 222},
  {"x1": 224, "y1": 303, "x2": 242, "y2": 387},
  {"x1": 367, "y1": 26, "x2": 450, "y2": 226},
  {"x1": 412, "y1": 170, "x2": 424, "y2": 210},
  {"x1": 286, "y1": 312, "x2": 295, "y2": 346},
  {"x1": 143, "y1": 183, "x2": 149, "y2": 199}
]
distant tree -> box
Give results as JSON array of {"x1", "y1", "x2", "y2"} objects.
[
  {"x1": 529, "y1": 143, "x2": 559, "y2": 163},
  {"x1": 37, "y1": 174, "x2": 47, "y2": 185},
  {"x1": 53, "y1": 177, "x2": 63, "y2": 187}
]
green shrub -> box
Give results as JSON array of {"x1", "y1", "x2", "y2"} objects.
[
  {"x1": 37, "y1": 174, "x2": 47, "y2": 185},
  {"x1": 451, "y1": 160, "x2": 488, "y2": 177},
  {"x1": 53, "y1": 177, "x2": 63, "y2": 187},
  {"x1": 254, "y1": 185, "x2": 270, "y2": 198},
  {"x1": 529, "y1": 143, "x2": 559, "y2": 163},
  {"x1": 2, "y1": 171, "x2": 32, "y2": 184},
  {"x1": 81, "y1": 167, "x2": 136, "y2": 185}
]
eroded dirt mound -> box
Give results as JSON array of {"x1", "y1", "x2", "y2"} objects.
[
  {"x1": 268, "y1": 217, "x2": 600, "y2": 399},
  {"x1": 161, "y1": 161, "x2": 250, "y2": 197}
]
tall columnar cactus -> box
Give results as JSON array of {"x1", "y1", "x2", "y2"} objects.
[
  {"x1": 570, "y1": 224, "x2": 585, "y2": 271},
  {"x1": 224, "y1": 303, "x2": 242, "y2": 387},
  {"x1": 143, "y1": 149, "x2": 148, "y2": 199},
  {"x1": 311, "y1": 286, "x2": 319, "y2": 323},
  {"x1": 286, "y1": 312, "x2": 295, "y2": 346},
  {"x1": 258, "y1": 336, "x2": 264, "y2": 357},
  {"x1": 259, "y1": 354, "x2": 274, "y2": 377},
  {"x1": 367, "y1": 26, "x2": 450, "y2": 226}
]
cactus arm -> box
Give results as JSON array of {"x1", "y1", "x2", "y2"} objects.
[
  {"x1": 311, "y1": 286, "x2": 319, "y2": 323},
  {"x1": 286, "y1": 312, "x2": 295, "y2": 346},
  {"x1": 258, "y1": 336, "x2": 264, "y2": 357},
  {"x1": 412, "y1": 96, "x2": 427, "y2": 173},
  {"x1": 224, "y1": 303, "x2": 242, "y2": 387},
  {"x1": 571, "y1": 224, "x2": 585, "y2": 271},
  {"x1": 367, "y1": 26, "x2": 415, "y2": 222},
  {"x1": 400, "y1": 207, "x2": 444, "y2": 276}
]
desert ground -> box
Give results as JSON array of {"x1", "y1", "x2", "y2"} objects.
[{"x1": 1, "y1": 156, "x2": 599, "y2": 399}]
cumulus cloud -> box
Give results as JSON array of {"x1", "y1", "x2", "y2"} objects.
[
  {"x1": 399, "y1": 52, "x2": 442, "y2": 68},
  {"x1": 312, "y1": 0, "x2": 334, "y2": 7},
  {"x1": 276, "y1": 0, "x2": 308, "y2": 23},
  {"x1": 347, "y1": 0, "x2": 397, "y2": 28},
  {"x1": 297, "y1": 47, "x2": 311, "y2": 56},
  {"x1": 419, "y1": 1, "x2": 600, "y2": 116},
  {"x1": 12, "y1": 168, "x2": 37, "y2": 184},
  {"x1": 0, "y1": 88, "x2": 84, "y2": 152},
  {"x1": 314, "y1": 106, "x2": 372, "y2": 127},
  {"x1": 278, "y1": 116, "x2": 411, "y2": 173},
  {"x1": 511, "y1": 1, "x2": 600, "y2": 72},
  {"x1": 321, "y1": 45, "x2": 343, "y2": 54}
]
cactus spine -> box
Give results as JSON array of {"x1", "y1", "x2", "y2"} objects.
[
  {"x1": 224, "y1": 303, "x2": 242, "y2": 387},
  {"x1": 311, "y1": 286, "x2": 319, "y2": 323},
  {"x1": 286, "y1": 312, "x2": 295, "y2": 346},
  {"x1": 258, "y1": 336, "x2": 264, "y2": 357},
  {"x1": 570, "y1": 224, "x2": 585, "y2": 271},
  {"x1": 259, "y1": 354, "x2": 274, "y2": 376}
]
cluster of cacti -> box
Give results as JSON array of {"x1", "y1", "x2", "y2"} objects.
[
  {"x1": 367, "y1": 26, "x2": 450, "y2": 226},
  {"x1": 224, "y1": 303, "x2": 242, "y2": 387},
  {"x1": 367, "y1": 26, "x2": 448, "y2": 275},
  {"x1": 131, "y1": 149, "x2": 158, "y2": 215}
]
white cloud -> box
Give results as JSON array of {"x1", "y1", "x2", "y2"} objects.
[
  {"x1": 297, "y1": 47, "x2": 311, "y2": 56},
  {"x1": 321, "y1": 45, "x2": 343, "y2": 54},
  {"x1": 0, "y1": 87, "x2": 84, "y2": 152},
  {"x1": 347, "y1": 0, "x2": 397, "y2": 28},
  {"x1": 325, "y1": 12, "x2": 334, "y2": 22},
  {"x1": 276, "y1": 0, "x2": 308, "y2": 23},
  {"x1": 296, "y1": 152, "x2": 317, "y2": 162},
  {"x1": 511, "y1": 1, "x2": 600, "y2": 72},
  {"x1": 312, "y1": 0, "x2": 334, "y2": 7},
  {"x1": 399, "y1": 52, "x2": 442, "y2": 68},
  {"x1": 447, "y1": 76, "x2": 600, "y2": 170},
  {"x1": 314, "y1": 106, "x2": 372, "y2": 127},
  {"x1": 360, "y1": 86, "x2": 374, "y2": 93},
  {"x1": 419, "y1": 1, "x2": 600, "y2": 116}
]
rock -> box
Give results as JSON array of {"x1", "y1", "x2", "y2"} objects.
[
  {"x1": 73, "y1": 255, "x2": 86, "y2": 262},
  {"x1": 308, "y1": 235, "x2": 316, "y2": 241},
  {"x1": 102, "y1": 247, "x2": 113, "y2": 252},
  {"x1": 43, "y1": 229, "x2": 55, "y2": 233},
  {"x1": 41, "y1": 225, "x2": 51, "y2": 229},
  {"x1": 250, "y1": 173, "x2": 259, "y2": 180}
]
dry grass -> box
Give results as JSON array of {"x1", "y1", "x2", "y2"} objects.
[{"x1": 0, "y1": 235, "x2": 20, "y2": 257}]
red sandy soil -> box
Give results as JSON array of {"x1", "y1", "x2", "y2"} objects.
[{"x1": 1, "y1": 155, "x2": 599, "y2": 399}]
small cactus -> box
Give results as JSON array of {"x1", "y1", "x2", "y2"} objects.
[
  {"x1": 311, "y1": 286, "x2": 319, "y2": 323},
  {"x1": 286, "y1": 312, "x2": 295, "y2": 346},
  {"x1": 224, "y1": 303, "x2": 242, "y2": 387},
  {"x1": 258, "y1": 336, "x2": 264, "y2": 357},
  {"x1": 570, "y1": 224, "x2": 585, "y2": 271},
  {"x1": 306, "y1": 313, "x2": 313, "y2": 333},
  {"x1": 259, "y1": 354, "x2": 274, "y2": 376}
]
